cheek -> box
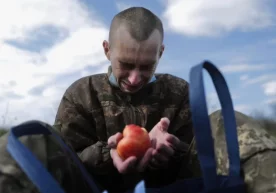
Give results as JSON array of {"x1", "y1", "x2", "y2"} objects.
[
  {"x1": 111, "y1": 61, "x2": 127, "y2": 78},
  {"x1": 114, "y1": 69, "x2": 129, "y2": 81},
  {"x1": 142, "y1": 65, "x2": 157, "y2": 78}
]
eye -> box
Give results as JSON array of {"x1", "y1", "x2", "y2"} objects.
[
  {"x1": 120, "y1": 62, "x2": 134, "y2": 70},
  {"x1": 140, "y1": 64, "x2": 155, "y2": 71}
]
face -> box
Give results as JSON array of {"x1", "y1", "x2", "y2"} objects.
[{"x1": 103, "y1": 26, "x2": 164, "y2": 93}]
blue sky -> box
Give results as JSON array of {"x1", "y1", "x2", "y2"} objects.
[{"x1": 0, "y1": 0, "x2": 276, "y2": 126}]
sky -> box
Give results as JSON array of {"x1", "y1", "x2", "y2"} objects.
[{"x1": 0, "y1": 0, "x2": 276, "y2": 127}]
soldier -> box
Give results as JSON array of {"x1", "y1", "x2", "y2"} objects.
[
  {"x1": 0, "y1": 6, "x2": 276, "y2": 193},
  {"x1": 53, "y1": 7, "x2": 194, "y2": 193}
]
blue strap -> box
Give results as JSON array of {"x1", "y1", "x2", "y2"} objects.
[
  {"x1": 6, "y1": 121, "x2": 101, "y2": 193},
  {"x1": 189, "y1": 61, "x2": 241, "y2": 190}
]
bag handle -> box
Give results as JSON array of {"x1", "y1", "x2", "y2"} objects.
[
  {"x1": 189, "y1": 61, "x2": 241, "y2": 190},
  {"x1": 7, "y1": 121, "x2": 101, "y2": 193}
]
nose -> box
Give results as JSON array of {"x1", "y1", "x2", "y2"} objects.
[{"x1": 128, "y1": 70, "x2": 142, "y2": 86}]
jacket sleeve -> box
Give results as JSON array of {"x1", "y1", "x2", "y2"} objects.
[
  {"x1": 168, "y1": 86, "x2": 195, "y2": 179},
  {"x1": 53, "y1": 89, "x2": 115, "y2": 176}
]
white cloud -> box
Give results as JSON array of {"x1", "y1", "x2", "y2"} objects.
[
  {"x1": 0, "y1": 0, "x2": 109, "y2": 126},
  {"x1": 220, "y1": 64, "x2": 272, "y2": 73},
  {"x1": 240, "y1": 74, "x2": 249, "y2": 81},
  {"x1": 162, "y1": 0, "x2": 274, "y2": 37},
  {"x1": 243, "y1": 74, "x2": 276, "y2": 85},
  {"x1": 264, "y1": 98, "x2": 276, "y2": 104},
  {"x1": 0, "y1": 0, "x2": 103, "y2": 40},
  {"x1": 262, "y1": 81, "x2": 276, "y2": 96}
]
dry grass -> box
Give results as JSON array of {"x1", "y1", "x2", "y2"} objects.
[{"x1": 0, "y1": 129, "x2": 7, "y2": 137}]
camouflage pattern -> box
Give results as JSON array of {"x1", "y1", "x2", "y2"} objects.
[
  {"x1": 0, "y1": 66, "x2": 275, "y2": 192},
  {"x1": 53, "y1": 66, "x2": 194, "y2": 192},
  {"x1": 188, "y1": 110, "x2": 276, "y2": 193},
  {"x1": 0, "y1": 122, "x2": 92, "y2": 193},
  {"x1": 0, "y1": 111, "x2": 276, "y2": 193}
]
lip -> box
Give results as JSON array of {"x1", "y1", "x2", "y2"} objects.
[{"x1": 121, "y1": 81, "x2": 143, "y2": 91}]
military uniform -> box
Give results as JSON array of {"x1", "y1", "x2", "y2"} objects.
[
  {"x1": 0, "y1": 67, "x2": 276, "y2": 193},
  {"x1": 188, "y1": 110, "x2": 276, "y2": 193},
  {"x1": 53, "y1": 67, "x2": 194, "y2": 192}
]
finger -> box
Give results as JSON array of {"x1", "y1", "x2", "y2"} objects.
[
  {"x1": 166, "y1": 135, "x2": 189, "y2": 151},
  {"x1": 152, "y1": 117, "x2": 170, "y2": 133},
  {"x1": 165, "y1": 134, "x2": 179, "y2": 148},
  {"x1": 118, "y1": 157, "x2": 137, "y2": 174},
  {"x1": 108, "y1": 133, "x2": 123, "y2": 148},
  {"x1": 152, "y1": 150, "x2": 169, "y2": 164},
  {"x1": 149, "y1": 157, "x2": 168, "y2": 169},
  {"x1": 137, "y1": 148, "x2": 153, "y2": 172},
  {"x1": 160, "y1": 117, "x2": 170, "y2": 131},
  {"x1": 156, "y1": 141, "x2": 174, "y2": 157},
  {"x1": 111, "y1": 149, "x2": 137, "y2": 174}
]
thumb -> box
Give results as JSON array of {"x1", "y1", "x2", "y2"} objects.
[
  {"x1": 108, "y1": 132, "x2": 123, "y2": 148},
  {"x1": 159, "y1": 117, "x2": 170, "y2": 132}
]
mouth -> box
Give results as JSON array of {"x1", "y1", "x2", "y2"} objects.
[{"x1": 121, "y1": 81, "x2": 143, "y2": 92}]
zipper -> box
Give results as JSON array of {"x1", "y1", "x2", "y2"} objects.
[{"x1": 126, "y1": 95, "x2": 136, "y2": 124}]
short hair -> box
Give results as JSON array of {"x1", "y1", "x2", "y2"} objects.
[{"x1": 109, "y1": 7, "x2": 164, "y2": 44}]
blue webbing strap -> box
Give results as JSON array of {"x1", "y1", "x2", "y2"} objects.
[
  {"x1": 6, "y1": 121, "x2": 101, "y2": 193},
  {"x1": 5, "y1": 61, "x2": 241, "y2": 193},
  {"x1": 189, "y1": 61, "x2": 241, "y2": 190}
]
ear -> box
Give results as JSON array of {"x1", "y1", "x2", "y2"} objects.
[
  {"x1": 159, "y1": 44, "x2": 165, "y2": 59},
  {"x1": 102, "y1": 40, "x2": 111, "y2": 60}
]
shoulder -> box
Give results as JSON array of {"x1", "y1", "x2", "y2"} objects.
[
  {"x1": 65, "y1": 73, "x2": 107, "y2": 93},
  {"x1": 155, "y1": 73, "x2": 189, "y2": 97},
  {"x1": 63, "y1": 73, "x2": 108, "y2": 101},
  {"x1": 209, "y1": 110, "x2": 276, "y2": 174}
]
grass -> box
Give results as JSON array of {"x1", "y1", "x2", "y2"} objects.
[{"x1": 0, "y1": 129, "x2": 7, "y2": 137}]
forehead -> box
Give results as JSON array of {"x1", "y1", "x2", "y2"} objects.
[{"x1": 111, "y1": 26, "x2": 162, "y2": 64}]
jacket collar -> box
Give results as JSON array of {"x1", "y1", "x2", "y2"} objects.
[{"x1": 107, "y1": 66, "x2": 156, "y2": 88}]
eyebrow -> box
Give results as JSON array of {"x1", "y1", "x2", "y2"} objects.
[{"x1": 119, "y1": 58, "x2": 157, "y2": 65}]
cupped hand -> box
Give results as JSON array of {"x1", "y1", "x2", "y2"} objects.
[
  {"x1": 149, "y1": 118, "x2": 183, "y2": 169},
  {"x1": 108, "y1": 133, "x2": 153, "y2": 174}
]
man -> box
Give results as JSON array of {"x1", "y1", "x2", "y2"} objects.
[
  {"x1": 53, "y1": 6, "x2": 194, "y2": 192},
  {"x1": 1, "y1": 6, "x2": 276, "y2": 193},
  {"x1": 52, "y1": 6, "x2": 276, "y2": 193}
]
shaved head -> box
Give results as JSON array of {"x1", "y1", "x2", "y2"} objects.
[
  {"x1": 103, "y1": 7, "x2": 165, "y2": 93},
  {"x1": 109, "y1": 7, "x2": 164, "y2": 47}
]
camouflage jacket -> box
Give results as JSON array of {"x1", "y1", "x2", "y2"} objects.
[
  {"x1": 188, "y1": 110, "x2": 276, "y2": 193},
  {"x1": 53, "y1": 68, "x2": 194, "y2": 192},
  {"x1": 1, "y1": 111, "x2": 276, "y2": 193},
  {"x1": 0, "y1": 123, "x2": 92, "y2": 193}
]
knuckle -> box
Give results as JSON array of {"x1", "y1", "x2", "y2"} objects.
[{"x1": 165, "y1": 134, "x2": 173, "y2": 141}]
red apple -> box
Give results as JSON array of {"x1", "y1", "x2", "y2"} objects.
[{"x1": 117, "y1": 124, "x2": 151, "y2": 160}]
